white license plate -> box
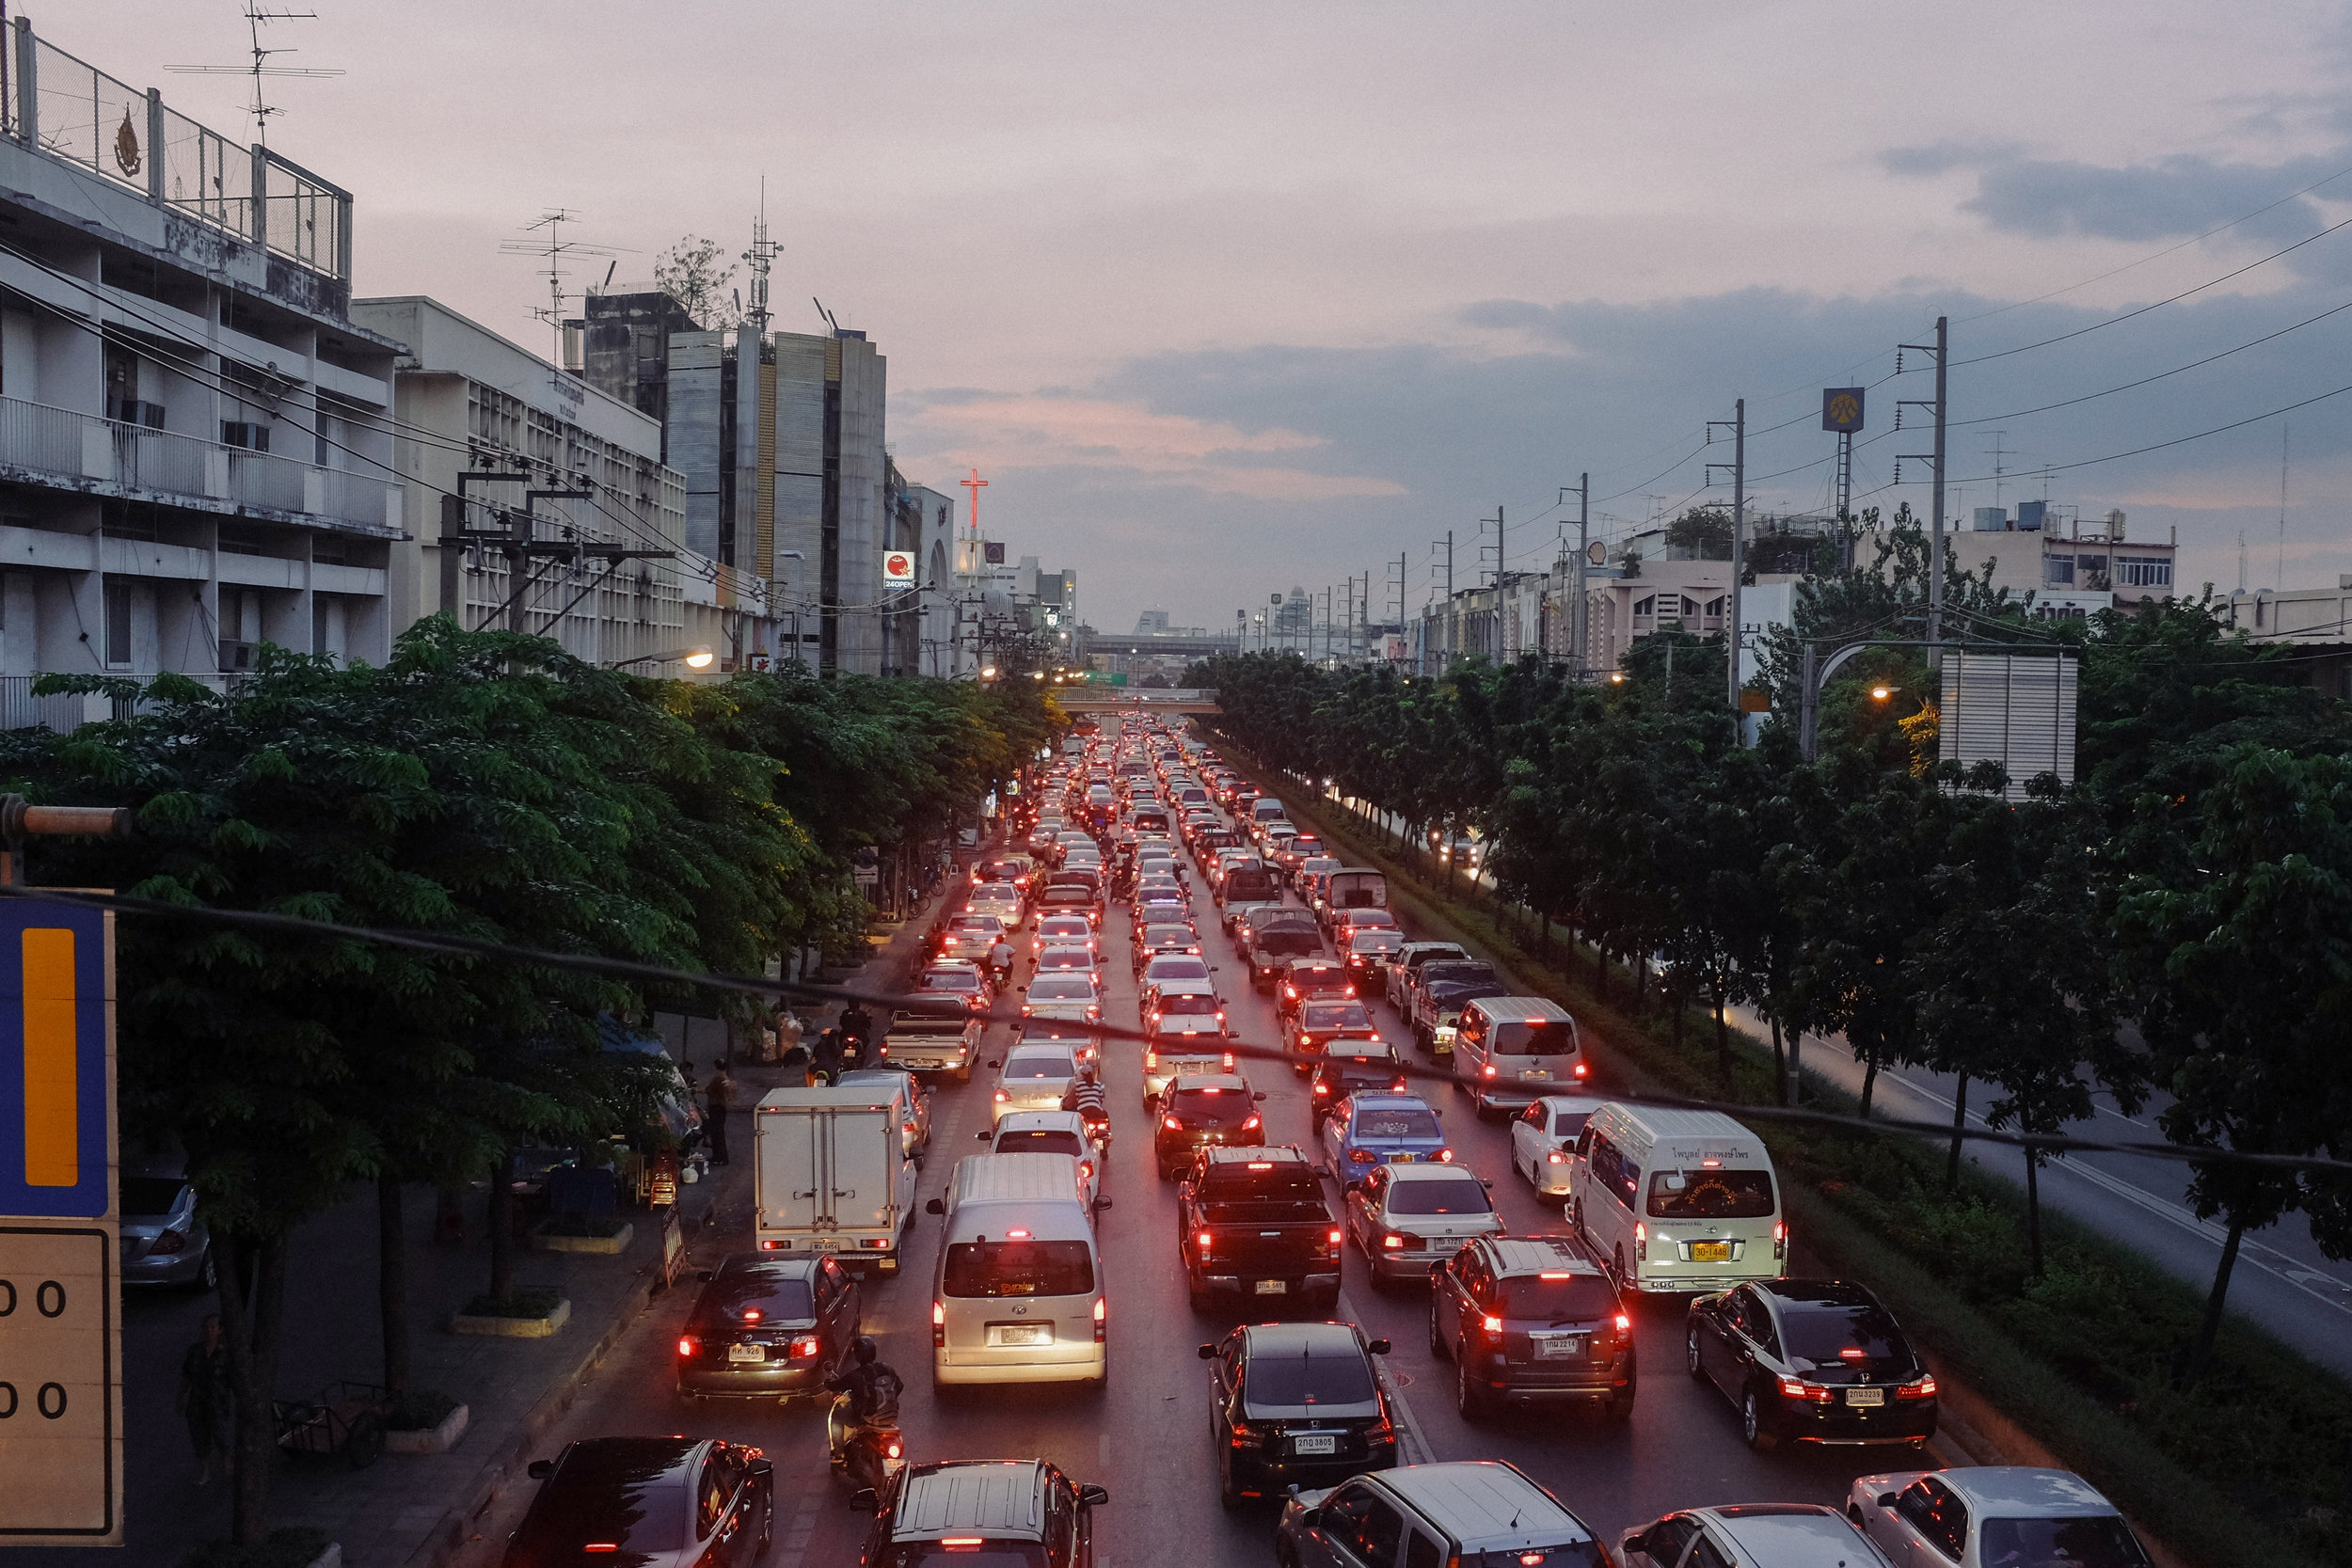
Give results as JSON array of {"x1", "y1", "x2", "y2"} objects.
[
  {"x1": 1292, "y1": 1433, "x2": 1337, "y2": 1455},
  {"x1": 727, "y1": 1343, "x2": 766, "y2": 1363},
  {"x1": 990, "y1": 1323, "x2": 1052, "y2": 1347},
  {"x1": 815, "y1": 1236, "x2": 841, "y2": 1250},
  {"x1": 1534, "y1": 1335, "x2": 1583, "y2": 1360},
  {"x1": 1253, "y1": 1278, "x2": 1288, "y2": 1295},
  {"x1": 1845, "y1": 1386, "x2": 1886, "y2": 1407}
]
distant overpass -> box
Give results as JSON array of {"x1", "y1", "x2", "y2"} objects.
[{"x1": 1055, "y1": 688, "x2": 1222, "y2": 715}]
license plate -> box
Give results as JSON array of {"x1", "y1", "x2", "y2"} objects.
[
  {"x1": 1254, "y1": 1278, "x2": 1288, "y2": 1295},
  {"x1": 990, "y1": 1323, "x2": 1051, "y2": 1347},
  {"x1": 1292, "y1": 1433, "x2": 1337, "y2": 1455},
  {"x1": 1390, "y1": 1151, "x2": 1415, "y2": 1163},
  {"x1": 816, "y1": 1236, "x2": 841, "y2": 1250},
  {"x1": 1845, "y1": 1386, "x2": 1886, "y2": 1407},
  {"x1": 1534, "y1": 1334, "x2": 1583, "y2": 1360},
  {"x1": 1690, "y1": 1241, "x2": 1731, "y2": 1262},
  {"x1": 727, "y1": 1343, "x2": 766, "y2": 1363}
]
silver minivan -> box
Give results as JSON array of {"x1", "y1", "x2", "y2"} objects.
[
  {"x1": 1453, "y1": 996, "x2": 1586, "y2": 1115},
  {"x1": 924, "y1": 1153, "x2": 1107, "y2": 1388}
]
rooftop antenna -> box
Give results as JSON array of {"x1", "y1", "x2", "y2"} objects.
[
  {"x1": 2278, "y1": 420, "x2": 2290, "y2": 591},
  {"x1": 742, "y1": 177, "x2": 784, "y2": 336},
  {"x1": 812, "y1": 295, "x2": 841, "y2": 333},
  {"x1": 166, "y1": 3, "x2": 342, "y2": 146},
  {"x1": 1987, "y1": 430, "x2": 2009, "y2": 511},
  {"x1": 498, "y1": 210, "x2": 628, "y2": 366}
]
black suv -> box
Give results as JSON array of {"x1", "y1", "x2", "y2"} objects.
[
  {"x1": 1429, "y1": 1235, "x2": 1634, "y2": 1421},
  {"x1": 1199, "y1": 1321, "x2": 1395, "y2": 1509},
  {"x1": 505, "y1": 1436, "x2": 771, "y2": 1566},
  {"x1": 1686, "y1": 1277, "x2": 1937, "y2": 1450},
  {"x1": 1308, "y1": 1051, "x2": 1409, "y2": 1130},
  {"x1": 856, "y1": 1460, "x2": 1108, "y2": 1564},
  {"x1": 1154, "y1": 1072, "x2": 1266, "y2": 1179}
]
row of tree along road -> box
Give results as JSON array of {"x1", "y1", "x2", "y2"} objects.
[{"x1": 0, "y1": 616, "x2": 1056, "y2": 1546}]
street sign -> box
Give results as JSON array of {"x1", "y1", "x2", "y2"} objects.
[
  {"x1": 1585, "y1": 541, "x2": 1608, "y2": 566},
  {"x1": 0, "y1": 897, "x2": 121, "y2": 1544},
  {"x1": 882, "y1": 550, "x2": 915, "y2": 586},
  {"x1": 1821, "y1": 387, "x2": 1866, "y2": 434}
]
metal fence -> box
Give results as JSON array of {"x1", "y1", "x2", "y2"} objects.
[{"x1": 0, "y1": 676, "x2": 88, "y2": 733}]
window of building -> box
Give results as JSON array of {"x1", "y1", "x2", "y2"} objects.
[
  {"x1": 1633, "y1": 595, "x2": 1655, "y2": 618},
  {"x1": 2045, "y1": 556, "x2": 2075, "y2": 586},
  {"x1": 2116, "y1": 555, "x2": 2172, "y2": 588},
  {"x1": 104, "y1": 580, "x2": 133, "y2": 667}
]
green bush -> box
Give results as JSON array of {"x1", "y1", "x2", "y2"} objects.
[{"x1": 183, "y1": 1527, "x2": 329, "y2": 1568}]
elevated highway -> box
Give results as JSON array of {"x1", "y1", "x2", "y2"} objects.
[{"x1": 1053, "y1": 687, "x2": 1221, "y2": 714}]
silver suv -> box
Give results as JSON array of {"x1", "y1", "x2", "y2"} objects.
[{"x1": 1278, "y1": 1460, "x2": 1604, "y2": 1568}]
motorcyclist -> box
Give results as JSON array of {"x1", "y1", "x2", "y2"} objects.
[
  {"x1": 986, "y1": 934, "x2": 1016, "y2": 990},
  {"x1": 839, "y1": 1000, "x2": 874, "y2": 1066},
  {"x1": 810, "y1": 1027, "x2": 846, "y2": 1087},
  {"x1": 825, "y1": 1336, "x2": 905, "y2": 1484},
  {"x1": 1060, "y1": 1058, "x2": 1111, "y2": 1148}
]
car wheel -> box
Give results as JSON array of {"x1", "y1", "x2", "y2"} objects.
[
  {"x1": 1686, "y1": 1325, "x2": 1705, "y2": 1380},
  {"x1": 1612, "y1": 1244, "x2": 1628, "y2": 1291},
  {"x1": 196, "y1": 1245, "x2": 217, "y2": 1293},
  {"x1": 1742, "y1": 1388, "x2": 1777, "y2": 1451},
  {"x1": 1455, "y1": 1356, "x2": 1487, "y2": 1421},
  {"x1": 1572, "y1": 1199, "x2": 1586, "y2": 1244},
  {"x1": 1427, "y1": 1299, "x2": 1450, "y2": 1359},
  {"x1": 1605, "y1": 1388, "x2": 1635, "y2": 1422}
]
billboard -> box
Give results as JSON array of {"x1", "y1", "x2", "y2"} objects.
[
  {"x1": 983, "y1": 542, "x2": 1007, "y2": 565},
  {"x1": 1940, "y1": 651, "x2": 2076, "y2": 799},
  {"x1": 882, "y1": 550, "x2": 916, "y2": 585},
  {"x1": 1821, "y1": 387, "x2": 1866, "y2": 434}
]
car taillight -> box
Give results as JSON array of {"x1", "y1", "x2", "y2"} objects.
[
  {"x1": 1481, "y1": 1314, "x2": 1503, "y2": 1334},
  {"x1": 676, "y1": 1336, "x2": 697, "y2": 1357},
  {"x1": 1779, "y1": 1377, "x2": 1834, "y2": 1402},
  {"x1": 1327, "y1": 1228, "x2": 1343, "y2": 1247},
  {"x1": 1547, "y1": 1149, "x2": 1569, "y2": 1165},
  {"x1": 1614, "y1": 1313, "x2": 1631, "y2": 1334},
  {"x1": 1241, "y1": 1115, "x2": 1262, "y2": 1131},
  {"x1": 993, "y1": 1090, "x2": 1009, "y2": 1102},
  {"x1": 1774, "y1": 1221, "x2": 1788, "y2": 1260},
  {"x1": 1229, "y1": 1420, "x2": 1260, "y2": 1449},
  {"x1": 1899, "y1": 1376, "x2": 1939, "y2": 1400},
  {"x1": 1284, "y1": 986, "x2": 1297, "y2": 999},
  {"x1": 1221, "y1": 1052, "x2": 1235, "y2": 1069},
  {"x1": 1312, "y1": 1081, "x2": 1330, "y2": 1096},
  {"x1": 1349, "y1": 1148, "x2": 1376, "y2": 1164},
  {"x1": 1382, "y1": 1233, "x2": 1405, "y2": 1250},
  {"x1": 1164, "y1": 1116, "x2": 1184, "y2": 1131},
  {"x1": 1483, "y1": 1063, "x2": 1499, "y2": 1078},
  {"x1": 1634, "y1": 1221, "x2": 1647, "y2": 1258},
  {"x1": 886, "y1": 1439, "x2": 904, "y2": 1460},
  {"x1": 789, "y1": 1335, "x2": 821, "y2": 1359},
  {"x1": 1198, "y1": 1229, "x2": 1215, "y2": 1252},
  {"x1": 1145, "y1": 1050, "x2": 1158, "y2": 1070},
  {"x1": 149, "y1": 1228, "x2": 188, "y2": 1256},
  {"x1": 932, "y1": 1300, "x2": 946, "y2": 1348},
  {"x1": 1435, "y1": 1148, "x2": 1454, "y2": 1163},
  {"x1": 1573, "y1": 1061, "x2": 1590, "y2": 1078},
  {"x1": 1094, "y1": 1297, "x2": 1106, "y2": 1342}
]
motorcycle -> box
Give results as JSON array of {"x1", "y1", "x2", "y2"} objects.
[{"x1": 829, "y1": 1394, "x2": 906, "y2": 1492}]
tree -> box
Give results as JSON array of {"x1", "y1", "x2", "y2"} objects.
[
  {"x1": 654, "y1": 234, "x2": 740, "y2": 330},
  {"x1": 1664, "y1": 506, "x2": 1733, "y2": 561}
]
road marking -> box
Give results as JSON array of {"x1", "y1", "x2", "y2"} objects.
[{"x1": 1339, "y1": 1286, "x2": 1435, "y2": 1465}]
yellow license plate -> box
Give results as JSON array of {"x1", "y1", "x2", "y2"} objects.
[{"x1": 1690, "y1": 1242, "x2": 1731, "y2": 1263}]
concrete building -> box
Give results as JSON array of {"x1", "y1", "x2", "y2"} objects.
[
  {"x1": 0, "y1": 16, "x2": 405, "y2": 725},
  {"x1": 1964, "y1": 504, "x2": 2176, "y2": 609},
  {"x1": 350, "y1": 296, "x2": 764, "y2": 674},
  {"x1": 2217, "y1": 576, "x2": 2352, "y2": 699},
  {"x1": 575, "y1": 290, "x2": 699, "y2": 461}
]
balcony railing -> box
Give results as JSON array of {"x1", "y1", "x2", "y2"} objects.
[
  {"x1": 0, "y1": 394, "x2": 397, "y2": 531},
  {"x1": 0, "y1": 675, "x2": 88, "y2": 732}
]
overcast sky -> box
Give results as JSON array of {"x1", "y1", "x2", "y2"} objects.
[{"x1": 96, "y1": 1, "x2": 2352, "y2": 630}]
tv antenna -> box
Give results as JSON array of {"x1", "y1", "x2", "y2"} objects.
[
  {"x1": 498, "y1": 210, "x2": 628, "y2": 365},
  {"x1": 166, "y1": 3, "x2": 343, "y2": 146},
  {"x1": 742, "y1": 177, "x2": 784, "y2": 334}
]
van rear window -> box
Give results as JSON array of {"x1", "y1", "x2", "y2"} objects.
[
  {"x1": 1646, "y1": 1168, "x2": 1776, "y2": 1219},
  {"x1": 944, "y1": 1240, "x2": 1095, "y2": 1298},
  {"x1": 1491, "y1": 1019, "x2": 1577, "y2": 1056}
]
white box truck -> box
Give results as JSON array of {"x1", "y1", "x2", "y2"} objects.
[{"x1": 755, "y1": 1085, "x2": 921, "y2": 1275}]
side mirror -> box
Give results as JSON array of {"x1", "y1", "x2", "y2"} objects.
[
  {"x1": 1482, "y1": 1179, "x2": 1494, "y2": 1189},
  {"x1": 1297, "y1": 1508, "x2": 1324, "y2": 1531},
  {"x1": 977, "y1": 1129, "x2": 993, "y2": 1141},
  {"x1": 849, "y1": 1486, "x2": 880, "y2": 1513},
  {"x1": 526, "y1": 1459, "x2": 554, "y2": 1480},
  {"x1": 1254, "y1": 1092, "x2": 1269, "y2": 1103},
  {"x1": 1093, "y1": 1196, "x2": 1114, "y2": 1212},
  {"x1": 1197, "y1": 1342, "x2": 1218, "y2": 1359},
  {"x1": 1366, "y1": 1337, "x2": 1391, "y2": 1355},
  {"x1": 748, "y1": 1457, "x2": 773, "y2": 1480},
  {"x1": 695, "y1": 1269, "x2": 715, "y2": 1283},
  {"x1": 925, "y1": 1197, "x2": 946, "y2": 1215},
  {"x1": 1078, "y1": 1483, "x2": 1110, "y2": 1507}
]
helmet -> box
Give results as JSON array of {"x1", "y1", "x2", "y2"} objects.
[{"x1": 853, "y1": 1335, "x2": 879, "y2": 1365}]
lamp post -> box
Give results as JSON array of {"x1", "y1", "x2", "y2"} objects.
[{"x1": 606, "y1": 643, "x2": 714, "y2": 672}]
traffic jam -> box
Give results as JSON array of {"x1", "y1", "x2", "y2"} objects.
[{"x1": 496, "y1": 713, "x2": 2152, "y2": 1568}]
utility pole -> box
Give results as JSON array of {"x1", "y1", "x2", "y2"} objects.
[
  {"x1": 1561, "y1": 474, "x2": 1589, "y2": 679},
  {"x1": 1708, "y1": 401, "x2": 1747, "y2": 717},
  {"x1": 1899, "y1": 316, "x2": 1949, "y2": 667}
]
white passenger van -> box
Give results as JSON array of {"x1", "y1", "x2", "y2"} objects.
[
  {"x1": 1565, "y1": 1104, "x2": 1785, "y2": 1294},
  {"x1": 923, "y1": 1152, "x2": 1108, "y2": 1387},
  {"x1": 1452, "y1": 996, "x2": 1585, "y2": 1115}
]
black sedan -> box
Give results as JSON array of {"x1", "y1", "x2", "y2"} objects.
[
  {"x1": 504, "y1": 1436, "x2": 770, "y2": 1566},
  {"x1": 1155, "y1": 1072, "x2": 1267, "y2": 1179},
  {"x1": 675, "y1": 1253, "x2": 861, "y2": 1401},
  {"x1": 1200, "y1": 1321, "x2": 1395, "y2": 1509},
  {"x1": 1686, "y1": 1277, "x2": 1938, "y2": 1450}
]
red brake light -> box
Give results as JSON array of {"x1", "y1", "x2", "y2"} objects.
[
  {"x1": 1164, "y1": 1116, "x2": 1183, "y2": 1131},
  {"x1": 1547, "y1": 1149, "x2": 1569, "y2": 1164},
  {"x1": 1435, "y1": 1148, "x2": 1454, "y2": 1163},
  {"x1": 1242, "y1": 1115, "x2": 1262, "y2": 1131},
  {"x1": 1327, "y1": 1228, "x2": 1343, "y2": 1245},
  {"x1": 1198, "y1": 1229, "x2": 1215, "y2": 1251},
  {"x1": 1221, "y1": 1052, "x2": 1235, "y2": 1069},
  {"x1": 993, "y1": 1090, "x2": 1009, "y2": 1102},
  {"x1": 1312, "y1": 1081, "x2": 1330, "y2": 1096},
  {"x1": 1614, "y1": 1313, "x2": 1631, "y2": 1333},
  {"x1": 676, "y1": 1336, "x2": 696, "y2": 1357},
  {"x1": 789, "y1": 1334, "x2": 821, "y2": 1358},
  {"x1": 1382, "y1": 1233, "x2": 1405, "y2": 1249},
  {"x1": 1899, "y1": 1375, "x2": 1939, "y2": 1400},
  {"x1": 740, "y1": 1307, "x2": 762, "y2": 1323},
  {"x1": 1572, "y1": 1061, "x2": 1589, "y2": 1078},
  {"x1": 1481, "y1": 1314, "x2": 1503, "y2": 1333}
]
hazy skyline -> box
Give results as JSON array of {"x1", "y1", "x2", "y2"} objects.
[{"x1": 94, "y1": 0, "x2": 2352, "y2": 629}]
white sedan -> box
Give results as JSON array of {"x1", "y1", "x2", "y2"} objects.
[
  {"x1": 987, "y1": 1110, "x2": 1106, "y2": 1207},
  {"x1": 1510, "y1": 1093, "x2": 1608, "y2": 1202}
]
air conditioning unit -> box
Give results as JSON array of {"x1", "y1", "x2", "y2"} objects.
[
  {"x1": 218, "y1": 639, "x2": 256, "y2": 672},
  {"x1": 117, "y1": 401, "x2": 166, "y2": 429},
  {"x1": 220, "y1": 421, "x2": 269, "y2": 451}
]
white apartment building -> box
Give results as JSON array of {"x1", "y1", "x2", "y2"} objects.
[
  {"x1": 351, "y1": 296, "x2": 765, "y2": 674},
  {"x1": 0, "y1": 18, "x2": 401, "y2": 725}
]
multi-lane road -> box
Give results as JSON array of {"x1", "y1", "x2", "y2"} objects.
[{"x1": 457, "y1": 774, "x2": 1971, "y2": 1567}]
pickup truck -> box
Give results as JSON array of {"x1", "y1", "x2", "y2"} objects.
[
  {"x1": 1408, "y1": 958, "x2": 1507, "y2": 1057},
  {"x1": 878, "y1": 1005, "x2": 983, "y2": 1084},
  {"x1": 1174, "y1": 1145, "x2": 1342, "y2": 1310},
  {"x1": 1245, "y1": 915, "x2": 1326, "y2": 990},
  {"x1": 1387, "y1": 941, "x2": 1469, "y2": 1012}
]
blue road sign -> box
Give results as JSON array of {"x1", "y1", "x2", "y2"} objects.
[{"x1": 0, "y1": 900, "x2": 111, "y2": 1219}]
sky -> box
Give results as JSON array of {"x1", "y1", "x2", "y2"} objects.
[{"x1": 90, "y1": 0, "x2": 2352, "y2": 632}]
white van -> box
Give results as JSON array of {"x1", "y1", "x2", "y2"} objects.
[
  {"x1": 1453, "y1": 997, "x2": 1586, "y2": 1116},
  {"x1": 923, "y1": 1152, "x2": 1107, "y2": 1387},
  {"x1": 1566, "y1": 1103, "x2": 1785, "y2": 1294}
]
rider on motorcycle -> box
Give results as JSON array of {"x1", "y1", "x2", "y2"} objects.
[
  {"x1": 986, "y1": 934, "x2": 1016, "y2": 990},
  {"x1": 825, "y1": 1336, "x2": 905, "y2": 1485},
  {"x1": 1060, "y1": 1059, "x2": 1112, "y2": 1148}
]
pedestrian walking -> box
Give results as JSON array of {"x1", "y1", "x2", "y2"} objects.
[
  {"x1": 705, "y1": 1064, "x2": 736, "y2": 1166},
  {"x1": 177, "y1": 1313, "x2": 234, "y2": 1486}
]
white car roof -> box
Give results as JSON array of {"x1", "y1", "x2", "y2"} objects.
[
  {"x1": 1934, "y1": 1468, "x2": 2121, "y2": 1516},
  {"x1": 995, "y1": 1110, "x2": 1089, "y2": 1135}
]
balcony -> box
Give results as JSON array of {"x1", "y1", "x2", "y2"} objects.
[{"x1": 0, "y1": 395, "x2": 401, "y2": 534}]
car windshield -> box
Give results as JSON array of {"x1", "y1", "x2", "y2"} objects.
[
  {"x1": 1040, "y1": 920, "x2": 1090, "y2": 938},
  {"x1": 994, "y1": 1130, "x2": 1086, "y2": 1158},
  {"x1": 1327, "y1": 1066, "x2": 1406, "y2": 1094},
  {"x1": 1028, "y1": 977, "x2": 1096, "y2": 1000},
  {"x1": 1354, "y1": 1105, "x2": 1441, "y2": 1139},
  {"x1": 1005, "y1": 1053, "x2": 1075, "y2": 1080},
  {"x1": 1291, "y1": 968, "x2": 1349, "y2": 990},
  {"x1": 1168, "y1": 1088, "x2": 1254, "y2": 1124},
  {"x1": 1976, "y1": 1518, "x2": 2148, "y2": 1568},
  {"x1": 1159, "y1": 994, "x2": 1220, "y2": 1017},
  {"x1": 1422, "y1": 962, "x2": 1498, "y2": 987},
  {"x1": 1497, "y1": 1275, "x2": 1616, "y2": 1321},
  {"x1": 1038, "y1": 950, "x2": 1092, "y2": 968},
  {"x1": 1244, "y1": 1350, "x2": 1376, "y2": 1406},
  {"x1": 1646, "y1": 1168, "x2": 1776, "y2": 1219},
  {"x1": 1779, "y1": 1304, "x2": 1914, "y2": 1367},
  {"x1": 695, "y1": 1272, "x2": 816, "y2": 1326},
  {"x1": 1147, "y1": 958, "x2": 1212, "y2": 983},
  {"x1": 1349, "y1": 933, "x2": 1402, "y2": 954},
  {"x1": 923, "y1": 971, "x2": 979, "y2": 992},
  {"x1": 1142, "y1": 926, "x2": 1196, "y2": 946},
  {"x1": 882, "y1": 1544, "x2": 1047, "y2": 1568},
  {"x1": 1387, "y1": 1176, "x2": 1491, "y2": 1215},
  {"x1": 120, "y1": 1177, "x2": 188, "y2": 1215},
  {"x1": 1256, "y1": 929, "x2": 1321, "y2": 956},
  {"x1": 1136, "y1": 903, "x2": 1188, "y2": 923},
  {"x1": 1302, "y1": 1002, "x2": 1373, "y2": 1030},
  {"x1": 943, "y1": 1241, "x2": 1095, "y2": 1298},
  {"x1": 1490, "y1": 1018, "x2": 1575, "y2": 1055}
]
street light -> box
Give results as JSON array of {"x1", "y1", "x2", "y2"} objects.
[
  {"x1": 1871, "y1": 684, "x2": 1899, "y2": 702},
  {"x1": 980, "y1": 665, "x2": 999, "y2": 680},
  {"x1": 608, "y1": 643, "x2": 714, "y2": 671}
]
